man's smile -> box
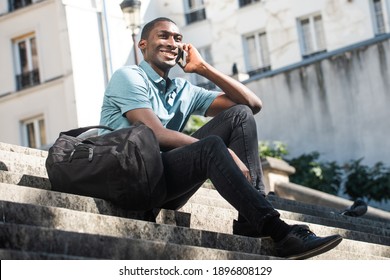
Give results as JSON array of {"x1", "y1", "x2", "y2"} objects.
[{"x1": 160, "y1": 49, "x2": 178, "y2": 60}]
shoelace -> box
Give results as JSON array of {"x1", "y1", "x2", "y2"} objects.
[{"x1": 293, "y1": 227, "x2": 316, "y2": 241}]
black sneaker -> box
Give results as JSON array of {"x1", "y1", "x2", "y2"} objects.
[{"x1": 275, "y1": 225, "x2": 343, "y2": 259}]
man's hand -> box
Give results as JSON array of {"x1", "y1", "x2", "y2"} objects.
[
  {"x1": 228, "y1": 148, "x2": 251, "y2": 182},
  {"x1": 179, "y1": 44, "x2": 206, "y2": 74},
  {"x1": 177, "y1": 44, "x2": 262, "y2": 117}
]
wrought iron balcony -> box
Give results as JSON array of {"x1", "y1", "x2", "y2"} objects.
[
  {"x1": 239, "y1": 0, "x2": 261, "y2": 8},
  {"x1": 8, "y1": 0, "x2": 33, "y2": 12},
  {"x1": 185, "y1": 8, "x2": 206, "y2": 25},
  {"x1": 16, "y1": 69, "x2": 40, "y2": 90}
]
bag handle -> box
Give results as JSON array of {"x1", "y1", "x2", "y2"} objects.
[{"x1": 60, "y1": 125, "x2": 114, "y2": 137}]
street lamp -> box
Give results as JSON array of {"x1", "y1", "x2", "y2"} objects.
[{"x1": 120, "y1": 0, "x2": 141, "y2": 65}]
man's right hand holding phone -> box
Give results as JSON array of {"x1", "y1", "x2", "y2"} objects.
[{"x1": 176, "y1": 44, "x2": 207, "y2": 74}]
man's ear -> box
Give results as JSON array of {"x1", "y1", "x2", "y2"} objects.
[{"x1": 138, "y1": 39, "x2": 146, "y2": 51}]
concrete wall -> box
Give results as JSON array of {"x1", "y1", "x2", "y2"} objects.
[{"x1": 249, "y1": 36, "x2": 390, "y2": 166}]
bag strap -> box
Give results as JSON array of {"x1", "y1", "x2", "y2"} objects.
[{"x1": 60, "y1": 125, "x2": 114, "y2": 137}]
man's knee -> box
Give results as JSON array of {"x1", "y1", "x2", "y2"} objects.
[
  {"x1": 201, "y1": 135, "x2": 225, "y2": 150},
  {"x1": 227, "y1": 104, "x2": 254, "y2": 120},
  {"x1": 225, "y1": 105, "x2": 256, "y2": 129}
]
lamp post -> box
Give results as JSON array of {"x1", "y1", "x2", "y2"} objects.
[{"x1": 120, "y1": 0, "x2": 141, "y2": 65}]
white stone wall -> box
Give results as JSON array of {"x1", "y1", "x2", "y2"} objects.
[{"x1": 249, "y1": 37, "x2": 390, "y2": 166}]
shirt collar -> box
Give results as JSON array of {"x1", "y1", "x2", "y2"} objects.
[
  {"x1": 139, "y1": 60, "x2": 177, "y2": 94},
  {"x1": 139, "y1": 61, "x2": 164, "y2": 83}
]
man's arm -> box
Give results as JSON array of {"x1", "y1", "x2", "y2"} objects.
[
  {"x1": 181, "y1": 44, "x2": 262, "y2": 117},
  {"x1": 126, "y1": 107, "x2": 251, "y2": 180},
  {"x1": 125, "y1": 108, "x2": 197, "y2": 151}
]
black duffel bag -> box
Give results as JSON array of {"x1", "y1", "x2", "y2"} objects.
[{"x1": 45, "y1": 123, "x2": 166, "y2": 210}]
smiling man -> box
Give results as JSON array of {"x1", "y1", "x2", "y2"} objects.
[{"x1": 99, "y1": 17, "x2": 342, "y2": 259}]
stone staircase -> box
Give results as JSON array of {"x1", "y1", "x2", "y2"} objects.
[{"x1": 0, "y1": 142, "x2": 389, "y2": 260}]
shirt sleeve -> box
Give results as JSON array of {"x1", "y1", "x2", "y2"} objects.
[
  {"x1": 189, "y1": 83, "x2": 220, "y2": 116},
  {"x1": 105, "y1": 66, "x2": 151, "y2": 116}
]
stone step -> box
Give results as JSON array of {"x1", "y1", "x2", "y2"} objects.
[
  {"x1": 0, "y1": 249, "x2": 92, "y2": 260},
  {"x1": 2, "y1": 199, "x2": 387, "y2": 260},
  {"x1": 0, "y1": 150, "x2": 47, "y2": 178},
  {"x1": 0, "y1": 170, "x2": 51, "y2": 190},
  {"x1": 0, "y1": 182, "x2": 191, "y2": 226},
  {"x1": 279, "y1": 220, "x2": 390, "y2": 259},
  {"x1": 1, "y1": 142, "x2": 388, "y2": 260},
  {"x1": 183, "y1": 197, "x2": 390, "y2": 259},
  {"x1": 4, "y1": 168, "x2": 388, "y2": 238},
  {"x1": 0, "y1": 223, "x2": 277, "y2": 260},
  {"x1": 0, "y1": 142, "x2": 48, "y2": 158},
  {"x1": 4, "y1": 183, "x2": 387, "y2": 259},
  {"x1": 0, "y1": 199, "x2": 264, "y2": 256},
  {"x1": 181, "y1": 201, "x2": 390, "y2": 249},
  {"x1": 309, "y1": 248, "x2": 388, "y2": 260},
  {"x1": 3, "y1": 142, "x2": 389, "y2": 229},
  {"x1": 2, "y1": 181, "x2": 389, "y2": 248},
  {"x1": 192, "y1": 187, "x2": 390, "y2": 233},
  {"x1": 259, "y1": 236, "x2": 389, "y2": 260},
  {"x1": 4, "y1": 169, "x2": 388, "y2": 238}
]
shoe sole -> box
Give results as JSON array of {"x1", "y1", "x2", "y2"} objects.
[{"x1": 286, "y1": 235, "x2": 343, "y2": 260}]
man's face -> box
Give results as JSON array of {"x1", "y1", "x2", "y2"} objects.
[{"x1": 139, "y1": 21, "x2": 183, "y2": 76}]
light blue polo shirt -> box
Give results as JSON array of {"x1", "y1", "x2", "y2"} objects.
[{"x1": 99, "y1": 60, "x2": 219, "y2": 134}]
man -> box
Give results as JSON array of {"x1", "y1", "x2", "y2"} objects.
[{"x1": 99, "y1": 17, "x2": 342, "y2": 259}]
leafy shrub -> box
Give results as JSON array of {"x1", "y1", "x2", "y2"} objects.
[
  {"x1": 286, "y1": 152, "x2": 343, "y2": 195},
  {"x1": 182, "y1": 116, "x2": 208, "y2": 135},
  {"x1": 258, "y1": 141, "x2": 288, "y2": 159},
  {"x1": 344, "y1": 159, "x2": 390, "y2": 203}
]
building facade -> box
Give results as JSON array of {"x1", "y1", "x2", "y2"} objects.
[{"x1": 1, "y1": 0, "x2": 389, "y2": 169}]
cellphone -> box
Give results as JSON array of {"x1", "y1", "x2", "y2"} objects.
[{"x1": 176, "y1": 46, "x2": 187, "y2": 68}]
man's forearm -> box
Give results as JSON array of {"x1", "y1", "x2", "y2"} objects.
[
  {"x1": 197, "y1": 62, "x2": 262, "y2": 114},
  {"x1": 154, "y1": 128, "x2": 198, "y2": 151}
]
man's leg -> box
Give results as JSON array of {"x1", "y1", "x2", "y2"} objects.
[
  {"x1": 159, "y1": 135, "x2": 342, "y2": 259},
  {"x1": 192, "y1": 105, "x2": 265, "y2": 235},
  {"x1": 192, "y1": 105, "x2": 264, "y2": 193},
  {"x1": 160, "y1": 135, "x2": 280, "y2": 232}
]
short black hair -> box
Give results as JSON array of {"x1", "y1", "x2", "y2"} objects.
[{"x1": 140, "y1": 17, "x2": 177, "y2": 40}]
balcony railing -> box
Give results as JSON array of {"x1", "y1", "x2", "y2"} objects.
[
  {"x1": 16, "y1": 69, "x2": 40, "y2": 90},
  {"x1": 239, "y1": 0, "x2": 261, "y2": 8},
  {"x1": 8, "y1": 0, "x2": 33, "y2": 12},
  {"x1": 185, "y1": 8, "x2": 206, "y2": 25}
]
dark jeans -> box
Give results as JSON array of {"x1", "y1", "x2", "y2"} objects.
[{"x1": 160, "y1": 105, "x2": 279, "y2": 233}]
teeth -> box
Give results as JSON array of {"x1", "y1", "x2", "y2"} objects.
[{"x1": 161, "y1": 50, "x2": 176, "y2": 58}]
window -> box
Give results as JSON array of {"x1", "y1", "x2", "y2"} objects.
[
  {"x1": 297, "y1": 14, "x2": 327, "y2": 58},
  {"x1": 13, "y1": 33, "x2": 40, "y2": 90},
  {"x1": 184, "y1": 0, "x2": 206, "y2": 25},
  {"x1": 370, "y1": 0, "x2": 388, "y2": 35},
  {"x1": 243, "y1": 31, "x2": 271, "y2": 77},
  {"x1": 21, "y1": 116, "x2": 46, "y2": 149},
  {"x1": 8, "y1": 0, "x2": 33, "y2": 12},
  {"x1": 238, "y1": 0, "x2": 261, "y2": 8},
  {"x1": 191, "y1": 46, "x2": 216, "y2": 89}
]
